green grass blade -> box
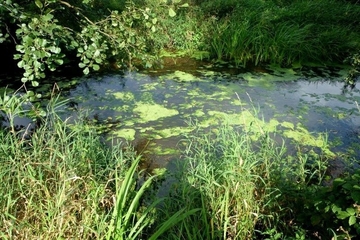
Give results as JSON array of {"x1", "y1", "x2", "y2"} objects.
[{"x1": 149, "y1": 208, "x2": 201, "y2": 240}]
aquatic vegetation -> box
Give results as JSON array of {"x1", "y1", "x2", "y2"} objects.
[
  {"x1": 154, "y1": 126, "x2": 195, "y2": 139},
  {"x1": 159, "y1": 70, "x2": 203, "y2": 82},
  {"x1": 282, "y1": 124, "x2": 335, "y2": 157},
  {"x1": 114, "y1": 128, "x2": 136, "y2": 141},
  {"x1": 243, "y1": 64, "x2": 300, "y2": 87},
  {"x1": 133, "y1": 102, "x2": 179, "y2": 123},
  {"x1": 113, "y1": 92, "x2": 135, "y2": 101},
  {"x1": 150, "y1": 145, "x2": 180, "y2": 156},
  {"x1": 61, "y1": 66, "x2": 358, "y2": 164}
]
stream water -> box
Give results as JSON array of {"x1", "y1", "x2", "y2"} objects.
[
  {"x1": 62, "y1": 63, "x2": 360, "y2": 173},
  {"x1": 2, "y1": 62, "x2": 360, "y2": 173}
]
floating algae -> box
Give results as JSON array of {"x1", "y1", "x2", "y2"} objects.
[{"x1": 133, "y1": 102, "x2": 179, "y2": 123}]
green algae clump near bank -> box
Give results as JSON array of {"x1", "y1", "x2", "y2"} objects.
[
  {"x1": 113, "y1": 128, "x2": 136, "y2": 141},
  {"x1": 204, "y1": 110, "x2": 336, "y2": 158},
  {"x1": 159, "y1": 71, "x2": 203, "y2": 82},
  {"x1": 133, "y1": 102, "x2": 179, "y2": 123},
  {"x1": 113, "y1": 92, "x2": 135, "y2": 101}
]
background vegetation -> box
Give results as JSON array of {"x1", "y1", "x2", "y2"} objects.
[{"x1": 1, "y1": 0, "x2": 359, "y2": 86}]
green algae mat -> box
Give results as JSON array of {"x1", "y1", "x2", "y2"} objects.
[{"x1": 68, "y1": 65, "x2": 360, "y2": 167}]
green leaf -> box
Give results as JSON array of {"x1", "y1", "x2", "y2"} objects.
[
  {"x1": 349, "y1": 215, "x2": 357, "y2": 226},
  {"x1": 14, "y1": 54, "x2": 22, "y2": 60},
  {"x1": 346, "y1": 208, "x2": 356, "y2": 215},
  {"x1": 92, "y1": 64, "x2": 100, "y2": 71},
  {"x1": 337, "y1": 210, "x2": 351, "y2": 220},
  {"x1": 49, "y1": 46, "x2": 61, "y2": 54},
  {"x1": 343, "y1": 183, "x2": 353, "y2": 191},
  {"x1": 148, "y1": 208, "x2": 200, "y2": 240},
  {"x1": 17, "y1": 60, "x2": 24, "y2": 68},
  {"x1": 31, "y1": 81, "x2": 39, "y2": 87},
  {"x1": 70, "y1": 41, "x2": 79, "y2": 48},
  {"x1": 180, "y1": 3, "x2": 189, "y2": 7},
  {"x1": 54, "y1": 59, "x2": 63, "y2": 65},
  {"x1": 351, "y1": 191, "x2": 360, "y2": 202},
  {"x1": 168, "y1": 8, "x2": 176, "y2": 17},
  {"x1": 33, "y1": 60, "x2": 41, "y2": 69},
  {"x1": 79, "y1": 63, "x2": 86, "y2": 68},
  {"x1": 43, "y1": 13, "x2": 54, "y2": 22},
  {"x1": 35, "y1": 0, "x2": 43, "y2": 9},
  {"x1": 119, "y1": 41, "x2": 125, "y2": 49},
  {"x1": 94, "y1": 50, "x2": 100, "y2": 57},
  {"x1": 332, "y1": 205, "x2": 342, "y2": 214},
  {"x1": 95, "y1": 58, "x2": 103, "y2": 64},
  {"x1": 39, "y1": 72, "x2": 45, "y2": 78},
  {"x1": 83, "y1": 67, "x2": 89, "y2": 75}
]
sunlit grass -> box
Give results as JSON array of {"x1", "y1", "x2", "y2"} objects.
[
  {"x1": 157, "y1": 102, "x2": 330, "y2": 239},
  {"x1": 0, "y1": 91, "x2": 196, "y2": 239},
  {"x1": 0, "y1": 89, "x2": 341, "y2": 239},
  {"x1": 0, "y1": 92, "x2": 129, "y2": 239}
]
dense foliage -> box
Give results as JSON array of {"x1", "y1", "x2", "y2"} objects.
[
  {"x1": 0, "y1": 0, "x2": 162, "y2": 86},
  {"x1": 1, "y1": 0, "x2": 360, "y2": 86}
]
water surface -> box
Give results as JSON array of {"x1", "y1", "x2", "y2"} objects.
[{"x1": 64, "y1": 64, "x2": 360, "y2": 171}]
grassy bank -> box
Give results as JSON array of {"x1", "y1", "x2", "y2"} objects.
[
  {"x1": 0, "y1": 92, "x2": 188, "y2": 239},
  {"x1": 1, "y1": 0, "x2": 359, "y2": 86},
  {"x1": 149, "y1": 0, "x2": 360, "y2": 67},
  {"x1": 1, "y1": 92, "x2": 359, "y2": 239}
]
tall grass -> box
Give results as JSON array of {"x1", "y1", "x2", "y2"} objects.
[
  {"x1": 0, "y1": 92, "x2": 115, "y2": 239},
  {"x1": 205, "y1": 0, "x2": 360, "y2": 65},
  {"x1": 0, "y1": 91, "x2": 194, "y2": 239},
  {"x1": 0, "y1": 89, "x2": 343, "y2": 239},
  {"x1": 130, "y1": 0, "x2": 359, "y2": 65},
  {"x1": 158, "y1": 104, "x2": 330, "y2": 239}
]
